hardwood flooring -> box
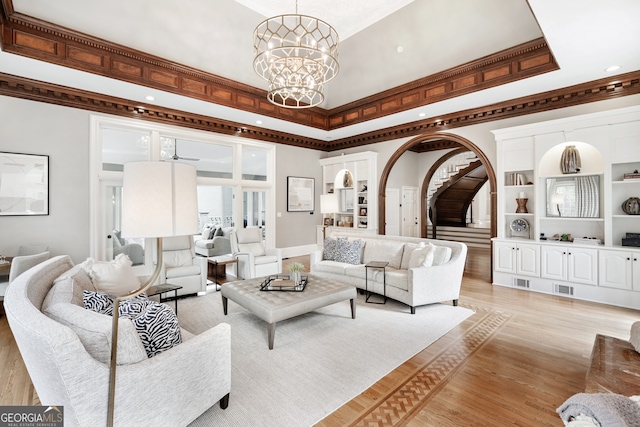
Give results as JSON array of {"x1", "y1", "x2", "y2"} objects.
[{"x1": 2, "y1": 248, "x2": 638, "y2": 427}]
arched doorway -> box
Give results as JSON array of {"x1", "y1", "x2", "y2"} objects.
[{"x1": 378, "y1": 132, "x2": 497, "y2": 240}]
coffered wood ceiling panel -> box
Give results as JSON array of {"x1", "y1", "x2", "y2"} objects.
[{"x1": 1, "y1": 0, "x2": 639, "y2": 150}]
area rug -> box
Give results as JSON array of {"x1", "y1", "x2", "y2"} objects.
[{"x1": 180, "y1": 290, "x2": 473, "y2": 427}]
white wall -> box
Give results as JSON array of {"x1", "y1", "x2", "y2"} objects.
[
  {"x1": 0, "y1": 96, "x2": 90, "y2": 263},
  {"x1": 274, "y1": 144, "x2": 323, "y2": 250}
]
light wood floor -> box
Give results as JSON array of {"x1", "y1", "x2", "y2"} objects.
[{"x1": 2, "y1": 248, "x2": 639, "y2": 426}]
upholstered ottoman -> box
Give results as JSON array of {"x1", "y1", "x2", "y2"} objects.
[{"x1": 221, "y1": 274, "x2": 356, "y2": 349}]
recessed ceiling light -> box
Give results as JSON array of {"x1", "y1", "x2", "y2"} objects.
[
  {"x1": 605, "y1": 65, "x2": 621, "y2": 72},
  {"x1": 145, "y1": 95, "x2": 155, "y2": 101},
  {"x1": 396, "y1": 46, "x2": 404, "y2": 54},
  {"x1": 418, "y1": 113, "x2": 426, "y2": 117},
  {"x1": 256, "y1": 120, "x2": 263, "y2": 125}
]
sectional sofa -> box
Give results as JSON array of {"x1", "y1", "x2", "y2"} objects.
[{"x1": 310, "y1": 232, "x2": 467, "y2": 313}]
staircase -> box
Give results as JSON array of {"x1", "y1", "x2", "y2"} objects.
[
  {"x1": 426, "y1": 152, "x2": 491, "y2": 249},
  {"x1": 426, "y1": 226, "x2": 491, "y2": 249}
]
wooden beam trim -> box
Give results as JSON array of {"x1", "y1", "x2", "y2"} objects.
[
  {"x1": 1, "y1": 6, "x2": 559, "y2": 133},
  {"x1": 0, "y1": 72, "x2": 327, "y2": 150},
  {"x1": 327, "y1": 71, "x2": 640, "y2": 151},
  {"x1": 326, "y1": 39, "x2": 558, "y2": 128},
  {"x1": 0, "y1": 69, "x2": 638, "y2": 154},
  {"x1": 1, "y1": 13, "x2": 329, "y2": 130}
]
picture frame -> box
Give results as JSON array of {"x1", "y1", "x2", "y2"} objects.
[
  {"x1": 323, "y1": 217, "x2": 333, "y2": 226},
  {"x1": 0, "y1": 151, "x2": 49, "y2": 216},
  {"x1": 359, "y1": 207, "x2": 368, "y2": 216},
  {"x1": 287, "y1": 176, "x2": 315, "y2": 212}
]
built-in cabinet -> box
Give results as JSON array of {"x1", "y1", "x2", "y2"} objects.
[
  {"x1": 540, "y1": 245, "x2": 598, "y2": 286},
  {"x1": 491, "y1": 105, "x2": 640, "y2": 309},
  {"x1": 598, "y1": 249, "x2": 640, "y2": 291},
  {"x1": 318, "y1": 152, "x2": 378, "y2": 244},
  {"x1": 494, "y1": 241, "x2": 540, "y2": 277}
]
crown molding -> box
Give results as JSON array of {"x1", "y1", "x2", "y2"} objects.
[
  {"x1": 0, "y1": 3, "x2": 557, "y2": 130},
  {"x1": 0, "y1": 71, "x2": 328, "y2": 150},
  {"x1": 1, "y1": 70, "x2": 638, "y2": 152},
  {"x1": 326, "y1": 70, "x2": 640, "y2": 151}
]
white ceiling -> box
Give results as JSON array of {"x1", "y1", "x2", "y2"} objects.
[{"x1": 2, "y1": 0, "x2": 640, "y2": 142}]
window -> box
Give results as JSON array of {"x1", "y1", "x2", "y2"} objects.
[
  {"x1": 91, "y1": 116, "x2": 276, "y2": 267},
  {"x1": 102, "y1": 129, "x2": 150, "y2": 171},
  {"x1": 160, "y1": 137, "x2": 233, "y2": 179}
]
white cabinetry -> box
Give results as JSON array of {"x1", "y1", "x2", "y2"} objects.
[
  {"x1": 541, "y1": 245, "x2": 598, "y2": 286},
  {"x1": 599, "y1": 249, "x2": 640, "y2": 290},
  {"x1": 494, "y1": 241, "x2": 539, "y2": 277},
  {"x1": 491, "y1": 105, "x2": 640, "y2": 309}
]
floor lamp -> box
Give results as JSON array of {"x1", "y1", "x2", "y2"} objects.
[
  {"x1": 107, "y1": 161, "x2": 198, "y2": 427},
  {"x1": 320, "y1": 194, "x2": 339, "y2": 240}
]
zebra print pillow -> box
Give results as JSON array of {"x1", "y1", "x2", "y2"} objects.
[
  {"x1": 83, "y1": 290, "x2": 115, "y2": 315},
  {"x1": 119, "y1": 299, "x2": 182, "y2": 358},
  {"x1": 83, "y1": 290, "x2": 147, "y2": 316}
]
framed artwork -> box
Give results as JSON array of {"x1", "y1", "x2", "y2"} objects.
[
  {"x1": 0, "y1": 152, "x2": 49, "y2": 216},
  {"x1": 359, "y1": 207, "x2": 367, "y2": 216},
  {"x1": 287, "y1": 176, "x2": 314, "y2": 212},
  {"x1": 323, "y1": 217, "x2": 333, "y2": 226}
]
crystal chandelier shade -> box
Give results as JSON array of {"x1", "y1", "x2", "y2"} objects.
[{"x1": 253, "y1": 13, "x2": 339, "y2": 108}]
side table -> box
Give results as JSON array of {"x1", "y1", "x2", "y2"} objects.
[
  {"x1": 365, "y1": 261, "x2": 388, "y2": 304},
  {"x1": 207, "y1": 254, "x2": 238, "y2": 290},
  {"x1": 147, "y1": 283, "x2": 182, "y2": 315}
]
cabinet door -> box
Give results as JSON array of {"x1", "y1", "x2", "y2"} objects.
[
  {"x1": 568, "y1": 248, "x2": 598, "y2": 286},
  {"x1": 599, "y1": 250, "x2": 632, "y2": 290},
  {"x1": 516, "y1": 243, "x2": 540, "y2": 277},
  {"x1": 541, "y1": 246, "x2": 567, "y2": 280},
  {"x1": 494, "y1": 242, "x2": 516, "y2": 273}
]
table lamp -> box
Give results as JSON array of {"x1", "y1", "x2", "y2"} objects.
[
  {"x1": 320, "y1": 194, "x2": 339, "y2": 239},
  {"x1": 551, "y1": 193, "x2": 563, "y2": 217},
  {"x1": 107, "y1": 161, "x2": 198, "y2": 426}
]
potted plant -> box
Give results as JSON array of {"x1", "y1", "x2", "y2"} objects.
[{"x1": 288, "y1": 262, "x2": 304, "y2": 284}]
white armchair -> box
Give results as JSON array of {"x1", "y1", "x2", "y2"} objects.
[
  {"x1": 9, "y1": 251, "x2": 51, "y2": 283},
  {"x1": 230, "y1": 228, "x2": 282, "y2": 279},
  {"x1": 158, "y1": 235, "x2": 207, "y2": 296}
]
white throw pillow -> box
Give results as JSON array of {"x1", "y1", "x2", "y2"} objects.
[
  {"x1": 432, "y1": 246, "x2": 452, "y2": 266},
  {"x1": 81, "y1": 253, "x2": 141, "y2": 297},
  {"x1": 408, "y1": 243, "x2": 436, "y2": 268}
]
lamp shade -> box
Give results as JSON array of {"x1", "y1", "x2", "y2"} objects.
[
  {"x1": 320, "y1": 194, "x2": 339, "y2": 214},
  {"x1": 551, "y1": 193, "x2": 564, "y2": 205},
  {"x1": 121, "y1": 161, "x2": 198, "y2": 238}
]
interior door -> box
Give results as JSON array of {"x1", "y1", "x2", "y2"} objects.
[
  {"x1": 385, "y1": 188, "x2": 400, "y2": 236},
  {"x1": 401, "y1": 186, "x2": 418, "y2": 237}
]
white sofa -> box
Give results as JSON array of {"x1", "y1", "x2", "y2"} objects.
[
  {"x1": 310, "y1": 232, "x2": 467, "y2": 314},
  {"x1": 4, "y1": 255, "x2": 231, "y2": 426}
]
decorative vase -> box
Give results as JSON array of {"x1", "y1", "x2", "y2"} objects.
[
  {"x1": 290, "y1": 271, "x2": 301, "y2": 284},
  {"x1": 560, "y1": 145, "x2": 581, "y2": 174},
  {"x1": 622, "y1": 197, "x2": 640, "y2": 215},
  {"x1": 515, "y1": 198, "x2": 528, "y2": 213}
]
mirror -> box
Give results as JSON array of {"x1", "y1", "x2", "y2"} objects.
[
  {"x1": 340, "y1": 188, "x2": 354, "y2": 212},
  {"x1": 546, "y1": 175, "x2": 600, "y2": 218}
]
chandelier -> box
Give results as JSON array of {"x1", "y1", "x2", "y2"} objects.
[{"x1": 253, "y1": 1, "x2": 339, "y2": 108}]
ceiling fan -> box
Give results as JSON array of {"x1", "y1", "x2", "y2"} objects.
[{"x1": 167, "y1": 139, "x2": 199, "y2": 161}]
